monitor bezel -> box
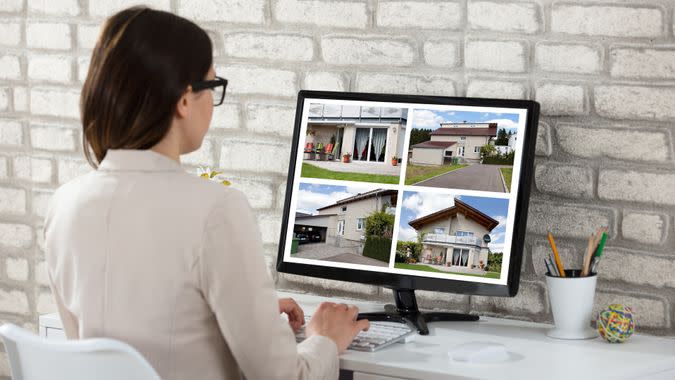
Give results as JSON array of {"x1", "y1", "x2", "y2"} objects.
[{"x1": 276, "y1": 90, "x2": 540, "y2": 297}]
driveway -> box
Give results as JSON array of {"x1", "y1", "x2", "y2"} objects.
[
  {"x1": 294, "y1": 242, "x2": 389, "y2": 267},
  {"x1": 413, "y1": 164, "x2": 509, "y2": 193}
]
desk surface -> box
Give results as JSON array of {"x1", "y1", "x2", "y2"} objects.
[{"x1": 40, "y1": 290, "x2": 675, "y2": 380}]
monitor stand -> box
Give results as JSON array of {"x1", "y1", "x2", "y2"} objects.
[{"x1": 357, "y1": 288, "x2": 478, "y2": 335}]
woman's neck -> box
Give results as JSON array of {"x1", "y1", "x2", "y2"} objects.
[{"x1": 150, "y1": 132, "x2": 181, "y2": 163}]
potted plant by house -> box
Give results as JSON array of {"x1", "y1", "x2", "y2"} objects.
[
  {"x1": 342, "y1": 153, "x2": 351, "y2": 163},
  {"x1": 391, "y1": 155, "x2": 398, "y2": 166}
]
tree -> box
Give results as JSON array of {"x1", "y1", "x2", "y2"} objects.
[
  {"x1": 365, "y1": 210, "x2": 395, "y2": 238},
  {"x1": 479, "y1": 144, "x2": 496, "y2": 159},
  {"x1": 495, "y1": 129, "x2": 508, "y2": 145},
  {"x1": 409, "y1": 128, "x2": 432, "y2": 146}
]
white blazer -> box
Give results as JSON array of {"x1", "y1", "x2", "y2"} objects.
[{"x1": 44, "y1": 149, "x2": 338, "y2": 380}]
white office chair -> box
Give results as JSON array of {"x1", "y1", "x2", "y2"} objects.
[{"x1": 0, "y1": 323, "x2": 160, "y2": 380}]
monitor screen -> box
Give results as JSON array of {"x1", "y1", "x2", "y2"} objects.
[{"x1": 277, "y1": 91, "x2": 539, "y2": 297}]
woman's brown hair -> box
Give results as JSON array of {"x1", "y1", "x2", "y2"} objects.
[{"x1": 81, "y1": 6, "x2": 213, "y2": 168}]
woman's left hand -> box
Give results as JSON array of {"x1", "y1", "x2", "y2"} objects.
[{"x1": 279, "y1": 297, "x2": 305, "y2": 333}]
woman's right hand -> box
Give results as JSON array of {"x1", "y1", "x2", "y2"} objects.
[{"x1": 306, "y1": 302, "x2": 370, "y2": 353}]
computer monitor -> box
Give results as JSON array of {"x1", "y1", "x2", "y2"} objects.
[{"x1": 277, "y1": 90, "x2": 540, "y2": 334}]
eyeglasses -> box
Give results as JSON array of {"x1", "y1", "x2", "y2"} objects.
[{"x1": 191, "y1": 76, "x2": 227, "y2": 106}]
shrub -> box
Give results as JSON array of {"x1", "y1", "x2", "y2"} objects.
[{"x1": 363, "y1": 235, "x2": 392, "y2": 263}]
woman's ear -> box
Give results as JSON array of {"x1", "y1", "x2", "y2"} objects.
[{"x1": 174, "y1": 86, "x2": 191, "y2": 119}]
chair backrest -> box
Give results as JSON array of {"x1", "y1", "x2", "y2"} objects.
[{"x1": 0, "y1": 324, "x2": 160, "y2": 380}]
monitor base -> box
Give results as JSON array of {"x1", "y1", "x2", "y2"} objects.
[{"x1": 357, "y1": 288, "x2": 478, "y2": 335}]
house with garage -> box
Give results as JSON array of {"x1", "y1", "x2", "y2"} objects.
[
  {"x1": 408, "y1": 198, "x2": 498, "y2": 270},
  {"x1": 410, "y1": 122, "x2": 497, "y2": 165}
]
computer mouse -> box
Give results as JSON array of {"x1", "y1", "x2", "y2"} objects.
[{"x1": 448, "y1": 341, "x2": 510, "y2": 364}]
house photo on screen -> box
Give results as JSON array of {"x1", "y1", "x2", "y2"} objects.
[
  {"x1": 300, "y1": 102, "x2": 408, "y2": 185},
  {"x1": 289, "y1": 183, "x2": 399, "y2": 268},
  {"x1": 394, "y1": 190, "x2": 509, "y2": 280},
  {"x1": 405, "y1": 108, "x2": 521, "y2": 193}
]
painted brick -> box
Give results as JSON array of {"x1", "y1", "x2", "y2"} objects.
[
  {"x1": 219, "y1": 138, "x2": 290, "y2": 174},
  {"x1": 28, "y1": 55, "x2": 71, "y2": 83},
  {"x1": 13, "y1": 156, "x2": 53, "y2": 183},
  {"x1": 0, "y1": 157, "x2": 7, "y2": 179},
  {"x1": 13, "y1": 86, "x2": 28, "y2": 112},
  {"x1": 0, "y1": 289, "x2": 29, "y2": 315},
  {"x1": 473, "y1": 281, "x2": 546, "y2": 315},
  {"x1": 224, "y1": 33, "x2": 314, "y2": 61},
  {"x1": 36, "y1": 224, "x2": 45, "y2": 252},
  {"x1": 216, "y1": 65, "x2": 297, "y2": 97},
  {"x1": 535, "y1": 163, "x2": 594, "y2": 199},
  {"x1": 58, "y1": 159, "x2": 92, "y2": 184},
  {"x1": 594, "y1": 291, "x2": 668, "y2": 329},
  {"x1": 223, "y1": 176, "x2": 274, "y2": 209},
  {"x1": 465, "y1": 40, "x2": 527, "y2": 73},
  {"x1": 595, "y1": 85, "x2": 675, "y2": 121},
  {"x1": 0, "y1": 119, "x2": 23, "y2": 146},
  {"x1": 211, "y1": 103, "x2": 241, "y2": 129},
  {"x1": 601, "y1": 248, "x2": 675, "y2": 289},
  {"x1": 77, "y1": 56, "x2": 90, "y2": 83},
  {"x1": 535, "y1": 43, "x2": 602, "y2": 74},
  {"x1": 532, "y1": 239, "x2": 583, "y2": 276},
  {"x1": 622, "y1": 211, "x2": 666, "y2": 245},
  {"x1": 0, "y1": 187, "x2": 26, "y2": 214},
  {"x1": 535, "y1": 83, "x2": 586, "y2": 115},
  {"x1": 551, "y1": 4, "x2": 663, "y2": 37},
  {"x1": 598, "y1": 169, "x2": 675, "y2": 206},
  {"x1": 322, "y1": 37, "x2": 414, "y2": 66},
  {"x1": 176, "y1": 0, "x2": 262, "y2": 23},
  {"x1": 468, "y1": 1, "x2": 540, "y2": 34},
  {"x1": 0, "y1": 22, "x2": 22, "y2": 46},
  {"x1": 377, "y1": 1, "x2": 461, "y2": 29},
  {"x1": 466, "y1": 79, "x2": 526, "y2": 99},
  {"x1": 303, "y1": 72, "x2": 347, "y2": 92},
  {"x1": 32, "y1": 189, "x2": 53, "y2": 219},
  {"x1": 423, "y1": 40, "x2": 459, "y2": 68},
  {"x1": 277, "y1": 182, "x2": 287, "y2": 210},
  {"x1": 274, "y1": 0, "x2": 368, "y2": 29},
  {"x1": 181, "y1": 138, "x2": 214, "y2": 167},
  {"x1": 246, "y1": 103, "x2": 295, "y2": 137},
  {"x1": 258, "y1": 212, "x2": 282, "y2": 245},
  {"x1": 556, "y1": 124, "x2": 670, "y2": 163},
  {"x1": 535, "y1": 121, "x2": 551, "y2": 157},
  {"x1": 610, "y1": 47, "x2": 675, "y2": 79},
  {"x1": 37, "y1": 290, "x2": 56, "y2": 314},
  {"x1": 90, "y1": 0, "x2": 170, "y2": 17},
  {"x1": 6, "y1": 257, "x2": 28, "y2": 281},
  {"x1": 278, "y1": 273, "x2": 379, "y2": 297},
  {"x1": 30, "y1": 124, "x2": 77, "y2": 151},
  {"x1": 26, "y1": 22, "x2": 71, "y2": 50},
  {"x1": 0, "y1": 223, "x2": 33, "y2": 249},
  {"x1": 527, "y1": 201, "x2": 613, "y2": 239},
  {"x1": 28, "y1": 0, "x2": 79, "y2": 16},
  {"x1": 0, "y1": 0, "x2": 22, "y2": 12},
  {"x1": 35, "y1": 260, "x2": 49, "y2": 286},
  {"x1": 0, "y1": 88, "x2": 9, "y2": 111},
  {"x1": 0, "y1": 54, "x2": 21, "y2": 80},
  {"x1": 30, "y1": 88, "x2": 80, "y2": 119},
  {"x1": 356, "y1": 73, "x2": 456, "y2": 96},
  {"x1": 77, "y1": 25, "x2": 100, "y2": 49}
]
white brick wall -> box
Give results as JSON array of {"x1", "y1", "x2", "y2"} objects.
[
  {"x1": 377, "y1": 1, "x2": 462, "y2": 29},
  {"x1": 1, "y1": 0, "x2": 675, "y2": 345}
]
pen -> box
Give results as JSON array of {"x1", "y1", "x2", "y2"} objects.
[
  {"x1": 547, "y1": 255, "x2": 559, "y2": 277},
  {"x1": 548, "y1": 233, "x2": 565, "y2": 277},
  {"x1": 544, "y1": 258, "x2": 553, "y2": 276},
  {"x1": 590, "y1": 232, "x2": 608, "y2": 274}
]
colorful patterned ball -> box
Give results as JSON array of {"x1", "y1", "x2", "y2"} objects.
[{"x1": 597, "y1": 304, "x2": 635, "y2": 343}]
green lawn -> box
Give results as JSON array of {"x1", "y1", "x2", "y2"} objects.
[
  {"x1": 301, "y1": 163, "x2": 400, "y2": 184},
  {"x1": 500, "y1": 168, "x2": 513, "y2": 192},
  {"x1": 394, "y1": 263, "x2": 501, "y2": 279},
  {"x1": 405, "y1": 163, "x2": 468, "y2": 185}
]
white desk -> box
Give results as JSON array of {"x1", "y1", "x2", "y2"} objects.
[{"x1": 39, "y1": 291, "x2": 675, "y2": 380}]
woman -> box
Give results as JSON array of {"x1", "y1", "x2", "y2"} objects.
[{"x1": 44, "y1": 6, "x2": 369, "y2": 380}]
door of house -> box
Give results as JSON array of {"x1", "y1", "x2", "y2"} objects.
[
  {"x1": 458, "y1": 146, "x2": 465, "y2": 157},
  {"x1": 452, "y1": 248, "x2": 469, "y2": 266},
  {"x1": 337, "y1": 220, "x2": 345, "y2": 236},
  {"x1": 353, "y1": 127, "x2": 387, "y2": 162}
]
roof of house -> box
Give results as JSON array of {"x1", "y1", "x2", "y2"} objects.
[
  {"x1": 408, "y1": 198, "x2": 499, "y2": 231},
  {"x1": 316, "y1": 189, "x2": 398, "y2": 211},
  {"x1": 431, "y1": 123, "x2": 498, "y2": 137},
  {"x1": 411, "y1": 141, "x2": 457, "y2": 149}
]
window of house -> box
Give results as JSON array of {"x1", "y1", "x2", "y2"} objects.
[
  {"x1": 474, "y1": 146, "x2": 480, "y2": 153},
  {"x1": 460, "y1": 136, "x2": 466, "y2": 141},
  {"x1": 341, "y1": 206, "x2": 347, "y2": 212},
  {"x1": 337, "y1": 220, "x2": 345, "y2": 236},
  {"x1": 444, "y1": 150, "x2": 453, "y2": 157},
  {"x1": 456, "y1": 231, "x2": 474, "y2": 237},
  {"x1": 356, "y1": 218, "x2": 365, "y2": 230},
  {"x1": 434, "y1": 227, "x2": 445, "y2": 234}
]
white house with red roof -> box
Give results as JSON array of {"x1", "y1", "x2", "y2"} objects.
[{"x1": 410, "y1": 122, "x2": 498, "y2": 165}]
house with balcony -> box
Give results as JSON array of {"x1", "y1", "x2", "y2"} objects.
[
  {"x1": 408, "y1": 198, "x2": 498, "y2": 270},
  {"x1": 410, "y1": 122, "x2": 497, "y2": 165}
]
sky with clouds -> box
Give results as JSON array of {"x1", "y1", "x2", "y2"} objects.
[
  {"x1": 295, "y1": 183, "x2": 382, "y2": 215},
  {"x1": 397, "y1": 191, "x2": 509, "y2": 252},
  {"x1": 412, "y1": 109, "x2": 521, "y2": 134}
]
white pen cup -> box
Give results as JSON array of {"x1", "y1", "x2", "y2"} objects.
[{"x1": 546, "y1": 269, "x2": 597, "y2": 340}]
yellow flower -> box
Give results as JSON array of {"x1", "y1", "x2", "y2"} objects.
[{"x1": 197, "y1": 167, "x2": 231, "y2": 186}]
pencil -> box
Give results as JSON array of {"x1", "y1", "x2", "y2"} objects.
[{"x1": 548, "y1": 232, "x2": 565, "y2": 277}]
